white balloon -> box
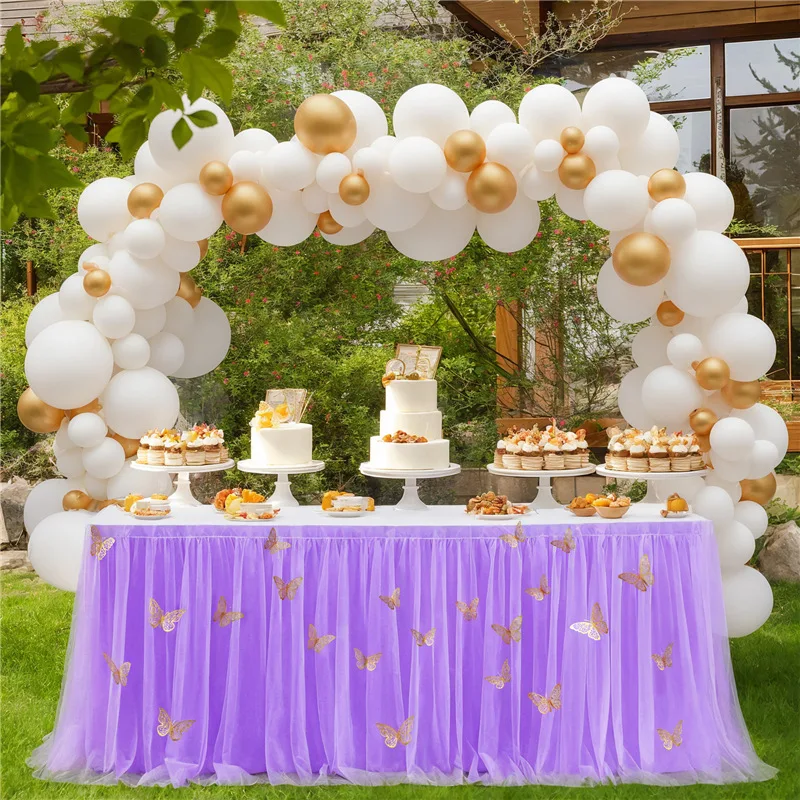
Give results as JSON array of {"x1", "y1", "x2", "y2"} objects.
[
  {"x1": 29, "y1": 510, "x2": 94, "y2": 591},
  {"x1": 641, "y1": 365, "x2": 704, "y2": 427},
  {"x1": 26, "y1": 292, "x2": 65, "y2": 347},
  {"x1": 617, "y1": 112, "x2": 679, "y2": 176},
  {"x1": 56, "y1": 447, "x2": 85, "y2": 479},
  {"x1": 734, "y1": 500, "x2": 769, "y2": 539},
  {"x1": 78, "y1": 244, "x2": 109, "y2": 272},
  {"x1": 608, "y1": 224, "x2": 643, "y2": 250},
  {"x1": 648, "y1": 198, "x2": 697, "y2": 245},
  {"x1": 58, "y1": 273, "x2": 97, "y2": 321},
  {"x1": 171, "y1": 297, "x2": 231, "y2": 379},
  {"x1": 388, "y1": 137, "x2": 447, "y2": 193},
  {"x1": 300, "y1": 183, "x2": 330, "y2": 214},
  {"x1": 256, "y1": 190, "x2": 317, "y2": 246},
  {"x1": 333, "y1": 90, "x2": 388, "y2": 151},
  {"x1": 710, "y1": 417, "x2": 755, "y2": 462},
  {"x1": 316, "y1": 153, "x2": 352, "y2": 193},
  {"x1": 68, "y1": 412, "x2": 107, "y2": 448},
  {"x1": 705, "y1": 313, "x2": 776, "y2": 382},
  {"x1": 533, "y1": 139, "x2": 565, "y2": 172},
  {"x1": 582, "y1": 125, "x2": 620, "y2": 161},
  {"x1": 54, "y1": 418, "x2": 73, "y2": 456},
  {"x1": 469, "y1": 100, "x2": 516, "y2": 140},
  {"x1": 232, "y1": 128, "x2": 277, "y2": 153},
  {"x1": 133, "y1": 141, "x2": 175, "y2": 189},
  {"x1": 682, "y1": 172, "x2": 735, "y2": 233},
  {"x1": 667, "y1": 333, "x2": 706, "y2": 370},
  {"x1": 159, "y1": 183, "x2": 223, "y2": 242},
  {"x1": 147, "y1": 331, "x2": 185, "y2": 375},
  {"x1": 632, "y1": 325, "x2": 672, "y2": 370},
  {"x1": 82, "y1": 437, "x2": 125, "y2": 480},
  {"x1": 704, "y1": 472, "x2": 742, "y2": 503},
  {"x1": 132, "y1": 304, "x2": 166, "y2": 338},
  {"x1": 163, "y1": 297, "x2": 194, "y2": 338},
  {"x1": 93, "y1": 294, "x2": 135, "y2": 339},
  {"x1": 710, "y1": 452, "x2": 752, "y2": 483},
  {"x1": 102, "y1": 367, "x2": 179, "y2": 438},
  {"x1": 732, "y1": 404, "x2": 788, "y2": 461},
  {"x1": 673, "y1": 313, "x2": 713, "y2": 339},
  {"x1": 112, "y1": 333, "x2": 150, "y2": 370},
  {"x1": 388, "y1": 204, "x2": 475, "y2": 262},
  {"x1": 363, "y1": 173, "x2": 431, "y2": 232},
  {"x1": 430, "y1": 169, "x2": 468, "y2": 210},
  {"x1": 83, "y1": 474, "x2": 108, "y2": 501},
  {"x1": 730, "y1": 296, "x2": 749, "y2": 314},
  {"x1": 371, "y1": 135, "x2": 397, "y2": 157},
  {"x1": 477, "y1": 195, "x2": 540, "y2": 253},
  {"x1": 327, "y1": 192, "x2": 367, "y2": 227},
  {"x1": 262, "y1": 140, "x2": 319, "y2": 192},
  {"x1": 393, "y1": 84, "x2": 469, "y2": 147},
  {"x1": 107, "y1": 459, "x2": 173, "y2": 500},
  {"x1": 107, "y1": 251, "x2": 180, "y2": 310},
  {"x1": 693, "y1": 485, "x2": 735, "y2": 526},
  {"x1": 519, "y1": 84, "x2": 581, "y2": 142},
  {"x1": 486, "y1": 123, "x2": 534, "y2": 173},
  {"x1": 555, "y1": 186, "x2": 586, "y2": 220},
  {"x1": 596, "y1": 258, "x2": 663, "y2": 323},
  {"x1": 25, "y1": 320, "x2": 113, "y2": 409},
  {"x1": 655, "y1": 475, "x2": 706, "y2": 503},
  {"x1": 320, "y1": 219, "x2": 375, "y2": 245},
  {"x1": 722, "y1": 566, "x2": 773, "y2": 637},
  {"x1": 160, "y1": 235, "x2": 201, "y2": 272},
  {"x1": 520, "y1": 164, "x2": 559, "y2": 201},
  {"x1": 746, "y1": 440, "x2": 781, "y2": 478},
  {"x1": 123, "y1": 218, "x2": 166, "y2": 260},
  {"x1": 583, "y1": 170, "x2": 649, "y2": 230},
  {"x1": 617, "y1": 367, "x2": 654, "y2": 429},
  {"x1": 77, "y1": 177, "x2": 133, "y2": 241},
  {"x1": 228, "y1": 150, "x2": 262, "y2": 182},
  {"x1": 351, "y1": 147, "x2": 386, "y2": 182},
  {"x1": 581, "y1": 77, "x2": 650, "y2": 143},
  {"x1": 716, "y1": 520, "x2": 756, "y2": 574},
  {"x1": 23, "y1": 478, "x2": 84, "y2": 534}
]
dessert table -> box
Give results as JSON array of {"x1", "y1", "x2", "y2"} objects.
[{"x1": 30, "y1": 504, "x2": 774, "y2": 788}]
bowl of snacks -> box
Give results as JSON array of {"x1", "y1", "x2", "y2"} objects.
[
  {"x1": 660, "y1": 493, "x2": 690, "y2": 517},
  {"x1": 565, "y1": 496, "x2": 597, "y2": 516},
  {"x1": 592, "y1": 493, "x2": 631, "y2": 518},
  {"x1": 465, "y1": 491, "x2": 529, "y2": 518}
]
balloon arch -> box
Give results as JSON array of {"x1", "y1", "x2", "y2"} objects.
[{"x1": 19, "y1": 77, "x2": 785, "y2": 635}]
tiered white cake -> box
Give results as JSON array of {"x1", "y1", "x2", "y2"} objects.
[
  {"x1": 369, "y1": 379, "x2": 450, "y2": 470},
  {"x1": 249, "y1": 390, "x2": 313, "y2": 466}
]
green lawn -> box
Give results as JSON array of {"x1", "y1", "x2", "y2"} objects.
[{"x1": 2, "y1": 573, "x2": 798, "y2": 800}]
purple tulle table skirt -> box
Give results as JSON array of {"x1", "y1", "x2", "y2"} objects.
[{"x1": 30, "y1": 509, "x2": 775, "y2": 787}]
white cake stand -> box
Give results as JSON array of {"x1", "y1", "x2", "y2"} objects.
[
  {"x1": 131, "y1": 459, "x2": 235, "y2": 507},
  {"x1": 486, "y1": 464, "x2": 596, "y2": 509},
  {"x1": 236, "y1": 459, "x2": 326, "y2": 507},
  {"x1": 595, "y1": 465, "x2": 708, "y2": 503},
  {"x1": 360, "y1": 462, "x2": 461, "y2": 511}
]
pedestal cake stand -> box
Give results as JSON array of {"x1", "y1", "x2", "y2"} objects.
[
  {"x1": 237, "y1": 459, "x2": 326, "y2": 507},
  {"x1": 486, "y1": 464, "x2": 596, "y2": 509},
  {"x1": 595, "y1": 465, "x2": 708, "y2": 504},
  {"x1": 360, "y1": 462, "x2": 461, "y2": 511},
  {"x1": 131, "y1": 459, "x2": 236, "y2": 507}
]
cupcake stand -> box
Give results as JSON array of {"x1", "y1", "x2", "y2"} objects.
[
  {"x1": 596, "y1": 465, "x2": 708, "y2": 503},
  {"x1": 237, "y1": 459, "x2": 326, "y2": 507},
  {"x1": 486, "y1": 464, "x2": 596, "y2": 509},
  {"x1": 360, "y1": 462, "x2": 461, "y2": 511},
  {"x1": 131, "y1": 459, "x2": 236, "y2": 507}
]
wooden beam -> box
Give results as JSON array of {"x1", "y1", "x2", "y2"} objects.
[{"x1": 495, "y1": 300, "x2": 520, "y2": 413}]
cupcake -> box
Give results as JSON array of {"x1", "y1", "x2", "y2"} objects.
[
  {"x1": 626, "y1": 436, "x2": 649, "y2": 472},
  {"x1": 669, "y1": 433, "x2": 692, "y2": 472},
  {"x1": 562, "y1": 432, "x2": 582, "y2": 470},
  {"x1": 146, "y1": 431, "x2": 166, "y2": 466},
  {"x1": 164, "y1": 432, "x2": 185, "y2": 467},
  {"x1": 208, "y1": 426, "x2": 227, "y2": 462},
  {"x1": 542, "y1": 436, "x2": 564, "y2": 470},
  {"x1": 520, "y1": 441, "x2": 543, "y2": 470},
  {"x1": 202, "y1": 429, "x2": 222, "y2": 464},
  {"x1": 137, "y1": 431, "x2": 151, "y2": 464},
  {"x1": 575, "y1": 429, "x2": 590, "y2": 467},
  {"x1": 648, "y1": 430, "x2": 671, "y2": 472},
  {"x1": 502, "y1": 441, "x2": 522, "y2": 470},
  {"x1": 607, "y1": 432, "x2": 628, "y2": 471},
  {"x1": 689, "y1": 435, "x2": 703, "y2": 470},
  {"x1": 494, "y1": 440, "x2": 506, "y2": 468}
]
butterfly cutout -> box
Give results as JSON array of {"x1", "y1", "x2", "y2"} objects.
[
  {"x1": 485, "y1": 659, "x2": 511, "y2": 689},
  {"x1": 525, "y1": 574, "x2": 550, "y2": 601},
  {"x1": 551, "y1": 527, "x2": 575, "y2": 554},
  {"x1": 529, "y1": 683, "x2": 562, "y2": 714},
  {"x1": 455, "y1": 597, "x2": 479, "y2": 621},
  {"x1": 379, "y1": 587, "x2": 400, "y2": 610},
  {"x1": 308, "y1": 623, "x2": 335, "y2": 652},
  {"x1": 492, "y1": 614, "x2": 522, "y2": 644},
  {"x1": 354, "y1": 648, "x2": 382, "y2": 671},
  {"x1": 657, "y1": 720, "x2": 683, "y2": 750},
  {"x1": 273, "y1": 575, "x2": 302, "y2": 600},
  {"x1": 102, "y1": 652, "x2": 130, "y2": 686},
  {"x1": 569, "y1": 602, "x2": 608, "y2": 641},
  {"x1": 619, "y1": 554, "x2": 654, "y2": 592},
  {"x1": 90, "y1": 526, "x2": 115, "y2": 560},
  {"x1": 411, "y1": 627, "x2": 436, "y2": 647},
  {"x1": 376, "y1": 716, "x2": 414, "y2": 748},
  {"x1": 264, "y1": 527, "x2": 291, "y2": 554},
  {"x1": 212, "y1": 595, "x2": 244, "y2": 627},
  {"x1": 149, "y1": 598, "x2": 186, "y2": 632},
  {"x1": 652, "y1": 643, "x2": 674, "y2": 671},
  {"x1": 499, "y1": 522, "x2": 526, "y2": 548},
  {"x1": 157, "y1": 707, "x2": 195, "y2": 742}
]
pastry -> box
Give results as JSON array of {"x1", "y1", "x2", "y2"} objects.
[
  {"x1": 520, "y1": 441, "x2": 543, "y2": 470},
  {"x1": 146, "y1": 431, "x2": 166, "y2": 466},
  {"x1": 562, "y1": 432, "x2": 582, "y2": 470},
  {"x1": 669, "y1": 433, "x2": 692, "y2": 472},
  {"x1": 626, "y1": 436, "x2": 648, "y2": 472},
  {"x1": 494, "y1": 440, "x2": 506, "y2": 468}
]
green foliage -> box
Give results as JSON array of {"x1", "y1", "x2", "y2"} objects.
[
  {"x1": 776, "y1": 454, "x2": 800, "y2": 477},
  {"x1": 602, "y1": 479, "x2": 648, "y2": 503},
  {"x1": 765, "y1": 499, "x2": 800, "y2": 526}
]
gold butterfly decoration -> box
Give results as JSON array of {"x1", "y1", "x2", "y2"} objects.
[
  {"x1": 529, "y1": 683, "x2": 562, "y2": 714},
  {"x1": 264, "y1": 527, "x2": 291, "y2": 554},
  {"x1": 157, "y1": 707, "x2": 195, "y2": 742},
  {"x1": 551, "y1": 527, "x2": 575, "y2": 554},
  {"x1": 569, "y1": 602, "x2": 608, "y2": 641},
  {"x1": 379, "y1": 587, "x2": 400, "y2": 610},
  {"x1": 455, "y1": 597, "x2": 479, "y2": 621},
  {"x1": 652, "y1": 643, "x2": 674, "y2": 671},
  {"x1": 618, "y1": 554, "x2": 654, "y2": 592},
  {"x1": 410, "y1": 627, "x2": 436, "y2": 647},
  {"x1": 491, "y1": 614, "x2": 522, "y2": 644},
  {"x1": 90, "y1": 526, "x2": 115, "y2": 560},
  {"x1": 149, "y1": 598, "x2": 186, "y2": 632},
  {"x1": 499, "y1": 522, "x2": 526, "y2": 548},
  {"x1": 525, "y1": 575, "x2": 550, "y2": 601},
  {"x1": 354, "y1": 648, "x2": 382, "y2": 671},
  {"x1": 102, "y1": 652, "x2": 130, "y2": 686},
  {"x1": 307, "y1": 623, "x2": 335, "y2": 652},
  {"x1": 484, "y1": 659, "x2": 511, "y2": 689},
  {"x1": 657, "y1": 720, "x2": 683, "y2": 750},
  {"x1": 376, "y1": 716, "x2": 414, "y2": 748},
  {"x1": 212, "y1": 596, "x2": 244, "y2": 627},
  {"x1": 273, "y1": 576, "x2": 302, "y2": 600}
]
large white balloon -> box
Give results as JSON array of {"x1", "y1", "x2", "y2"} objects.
[
  {"x1": 25, "y1": 292, "x2": 65, "y2": 346},
  {"x1": 667, "y1": 333, "x2": 705, "y2": 370},
  {"x1": 533, "y1": 139, "x2": 565, "y2": 173},
  {"x1": 68, "y1": 412, "x2": 107, "y2": 449},
  {"x1": 327, "y1": 192, "x2": 367, "y2": 227},
  {"x1": 133, "y1": 141, "x2": 176, "y2": 189},
  {"x1": 56, "y1": 447, "x2": 85, "y2": 479},
  {"x1": 554, "y1": 186, "x2": 586, "y2": 220},
  {"x1": 704, "y1": 472, "x2": 743, "y2": 503},
  {"x1": 746, "y1": 440, "x2": 781, "y2": 479},
  {"x1": 430, "y1": 169, "x2": 468, "y2": 210},
  {"x1": 486, "y1": 123, "x2": 535, "y2": 174},
  {"x1": 632, "y1": 325, "x2": 672, "y2": 370},
  {"x1": 132, "y1": 304, "x2": 166, "y2": 338},
  {"x1": 734, "y1": 500, "x2": 769, "y2": 539},
  {"x1": 581, "y1": 77, "x2": 650, "y2": 143},
  {"x1": 722, "y1": 567, "x2": 773, "y2": 638},
  {"x1": 102, "y1": 367, "x2": 180, "y2": 438},
  {"x1": 256, "y1": 190, "x2": 317, "y2": 246},
  {"x1": 112, "y1": 333, "x2": 151, "y2": 369},
  {"x1": 82, "y1": 437, "x2": 126, "y2": 480},
  {"x1": 469, "y1": 100, "x2": 516, "y2": 140},
  {"x1": 641, "y1": 365, "x2": 704, "y2": 427},
  {"x1": 705, "y1": 313, "x2": 776, "y2": 382},
  {"x1": 618, "y1": 112, "x2": 679, "y2": 175},
  {"x1": 171, "y1": 297, "x2": 231, "y2": 379},
  {"x1": 388, "y1": 204, "x2": 475, "y2": 262},
  {"x1": 77, "y1": 177, "x2": 133, "y2": 241},
  {"x1": 107, "y1": 251, "x2": 180, "y2": 310},
  {"x1": 301, "y1": 183, "x2": 330, "y2": 214},
  {"x1": 316, "y1": 153, "x2": 351, "y2": 194},
  {"x1": 647, "y1": 198, "x2": 697, "y2": 245},
  {"x1": 233, "y1": 128, "x2": 277, "y2": 154},
  {"x1": 107, "y1": 459, "x2": 173, "y2": 500},
  {"x1": 617, "y1": 367, "x2": 654, "y2": 429},
  {"x1": 363, "y1": 173, "x2": 431, "y2": 232},
  {"x1": 163, "y1": 297, "x2": 194, "y2": 338},
  {"x1": 159, "y1": 183, "x2": 224, "y2": 242},
  {"x1": 583, "y1": 170, "x2": 649, "y2": 230},
  {"x1": 393, "y1": 84, "x2": 469, "y2": 147},
  {"x1": 596, "y1": 258, "x2": 663, "y2": 323},
  {"x1": 710, "y1": 452, "x2": 751, "y2": 483},
  {"x1": 320, "y1": 218, "x2": 376, "y2": 245},
  {"x1": 388, "y1": 137, "x2": 447, "y2": 193},
  {"x1": 351, "y1": 147, "x2": 386, "y2": 182},
  {"x1": 333, "y1": 90, "x2": 388, "y2": 151},
  {"x1": 716, "y1": 520, "x2": 756, "y2": 574},
  {"x1": 520, "y1": 165, "x2": 559, "y2": 201},
  {"x1": 160, "y1": 236, "x2": 201, "y2": 272},
  {"x1": 124, "y1": 218, "x2": 166, "y2": 260},
  {"x1": 227, "y1": 150, "x2": 261, "y2": 182},
  {"x1": 53, "y1": 418, "x2": 73, "y2": 456},
  {"x1": 655, "y1": 475, "x2": 706, "y2": 503},
  {"x1": 477, "y1": 195, "x2": 540, "y2": 253},
  {"x1": 23, "y1": 478, "x2": 84, "y2": 534},
  {"x1": 682, "y1": 172, "x2": 735, "y2": 233},
  {"x1": 83, "y1": 474, "x2": 108, "y2": 501},
  {"x1": 262, "y1": 140, "x2": 318, "y2": 192},
  {"x1": 581, "y1": 125, "x2": 620, "y2": 162},
  {"x1": 58, "y1": 273, "x2": 97, "y2": 321},
  {"x1": 93, "y1": 294, "x2": 136, "y2": 339},
  {"x1": 78, "y1": 243, "x2": 109, "y2": 271},
  {"x1": 732, "y1": 404, "x2": 788, "y2": 461},
  {"x1": 29, "y1": 510, "x2": 94, "y2": 591},
  {"x1": 693, "y1": 485, "x2": 735, "y2": 526},
  {"x1": 710, "y1": 417, "x2": 755, "y2": 462},
  {"x1": 147, "y1": 331, "x2": 185, "y2": 375},
  {"x1": 518, "y1": 84, "x2": 581, "y2": 142}
]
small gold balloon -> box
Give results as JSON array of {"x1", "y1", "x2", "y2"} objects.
[
  {"x1": 17, "y1": 387, "x2": 65, "y2": 433},
  {"x1": 444, "y1": 130, "x2": 486, "y2": 173},
  {"x1": 294, "y1": 94, "x2": 357, "y2": 155},
  {"x1": 466, "y1": 162, "x2": 517, "y2": 214},
  {"x1": 559, "y1": 126, "x2": 585, "y2": 155},
  {"x1": 222, "y1": 181, "x2": 273, "y2": 235},
  {"x1": 740, "y1": 473, "x2": 777, "y2": 506},
  {"x1": 558, "y1": 152, "x2": 596, "y2": 190},
  {"x1": 65, "y1": 398, "x2": 102, "y2": 419},
  {"x1": 721, "y1": 379, "x2": 762, "y2": 409},
  {"x1": 648, "y1": 168, "x2": 686, "y2": 202},
  {"x1": 689, "y1": 407, "x2": 718, "y2": 436},
  {"x1": 111, "y1": 432, "x2": 140, "y2": 459},
  {"x1": 613, "y1": 232, "x2": 670, "y2": 287},
  {"x1": 317, "y1": 211, "x2": 343, "y2": 235},
  {"x1": 83, "y1": 268, "x2": 111, "y2": 298},
  {"x1": 339, "y1": 173, "x2": 370, "y2": 206},
  {"x1": 656, "y1": 300, "x2": 684, "y2": 327},
  {"x1": 198, "y1": 239, "x2": 209, "y2": 259},
  {"x1": 696, "y1": 433, "x2": 712, "y2": 453},
  {"x1": 63, "y1": 489, "x2": 92, "y2": 511},
  {"x1": 82, "y1": 261, "x2": 100, "y2": 272},
  {"x1": 176, "y1": 272, "x2": 202, "y2": 308},
  {"x1": 199, "y1": 161, "x2": 234, "y2": 196},
  {"x1": 695, "y1": 357, "x2": 730, "y2": 391},
  {"x1": 127, "y1": 182, "x2": 163, "y2": 218}
]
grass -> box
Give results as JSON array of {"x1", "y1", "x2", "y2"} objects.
[{"x1": 1, "y1": 573, "x2": 799, "y2": 800}]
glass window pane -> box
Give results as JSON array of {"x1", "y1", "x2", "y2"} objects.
[
  {"x1": 746, "y1": 252, "x2": 762, "y2": 274},
  {"x1": 665, "y1": 110, "x2": 711, "y2": 174},
  {"x1": 725, "y1": 38, "x2": 800, "y2": 96},
  {"x1": 764, "y1": 273, "x2": 790, "y2": 380}
]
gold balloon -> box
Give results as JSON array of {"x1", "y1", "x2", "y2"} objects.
[
  {"x1": 222, "y1": 181, "x2": 273, "y2": 235},
  {"x1": 721, "y1": 379, "x2": 761, "y2": 409},
  {"x1": 612, "y1": 232, "x2": 670, "y2": 287},
  {"x1": 83, "y1": 269, "x2": 111, "y2": 297},
  {"x1": 466, "y1": 162, "x2": 517, "y2": 214},
  {"x1": 199, "y1": 161, "x2": 234, "y2": 196},
  {"x1": 317, "y1": 211, "x2": 343, "y2": 235},
  {"x1": 695, "y1": 433, "x2": 712, "y2": 453},
  {"x1": 177, "y1": 272, "x2": 202, "y2": 308},
  {"x1": 559, "y1": 126, "x2": 585, "y2": 155},
  {"x1": 648, "y1": 168, "x2": 686, "y2": 202},
  {"x1": 558, "y1": 153, "x2": 596, "y2": 190},
  {"x1": 694, "y1": 357, "x2": 730, "y2": 391},
  {"x1": 689, "y1": 408, "x2": 718, "y2": 436},
  {"x1": 127, "y1": 182, "x2": 163, "y2": 218},
  {"x1": 294, "y1": 94, "x2": 357, "y2": 155},
  {"x1": 339, "y1": 173, "x2": 370, "y2": 206},
  {"x1": 17, "y1": 387, "x2": 64, "y2": 433},
  {"x1": 66, "y1": 398, "x2": 102, "y2": 419},
  {"x1": 63, "y1": 489, "x2": 92, "y2": 511},
  {"x1": 198, "y1": 239, "x2": 209, "y2": 259},
  {"x1": 656, "y1": 300, "x2": 684, "y2": 327},
  {"x1": 740, "y1": 473, "x2": 777, "y2": 506},
  {"x1": 111, "y1": 432, "x2": 140, "y2": 459},
  {"x1": 444, "y1": 130, "x2": 486, "y2": 173}
]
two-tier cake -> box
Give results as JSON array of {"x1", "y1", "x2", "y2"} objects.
[{"x1": 249, "y1": 389, "x2": 313, "y2": 466}]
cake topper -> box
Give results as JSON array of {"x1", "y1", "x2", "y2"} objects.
[
  {"x1": 383, "y1": 345, "x2": 442, "y2": 385},
  {"x1": 253, "y1": 388, "x2": 311, "y2": 428}
]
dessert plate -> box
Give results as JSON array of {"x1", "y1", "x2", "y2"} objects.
[
  {"x1": 131, "y1": 512, "x2": 172, "y2": 521},
  {"x1": 322, "y1": 509, "x2": 370, "y2": 518},
  {"x1": 471, "y1": 509, "x2": 531, "y2": 520}
]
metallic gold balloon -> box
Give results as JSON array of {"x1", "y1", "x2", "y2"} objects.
[
  {"x1": 740, "y1": 473, "x2": 777, "y2": 506},
  {"x1": 558, "y1": 152, "x2": 596, "y2": 190},
  {"x1": 466, "y1": 162, "x2": 517, "y2": 214},
  {"x1": 694, "y1": 357, "x2": 730, "y2": 391},
  {"x1": 198, "y1": 239, "x2": 209, "y2": 259},
  {"x1": 656, "y1": 300, "x2": 684, "y2": 327},
  {"x1": 294, "y1": 94, "x2": 357, "y2": 155},
  {"x1": 199, "y1": 161, "x2": 234, "y2": 196},
  {"x1": 66, "y1": 398, "x2": 102, "y2": 419},
  {"x1": 222, "y1": 181, "x2": 273, "y2": 235},
  {"x1": 317, "y1": 211, "x2": 343, "y2": 235},
  {"x1": 17, "y1": 387, "x2": 65, "y2": 433},
  {"x1": 444, "y1": 130, "x2": 486, "y2": 173},
  {"x1": 83, "y1": 268, "x2": 111, "y2": 297},
  {"x1": 111, "y1": 432, "x2": 140, "y2": 459},
  {"x1": 559, "y1": 126, "x2": 585, "y2": 155},
  {"x1": 127, "y1": 182, "x2": 164, "y2": 218},
  {"x1": 689, "y1": 407, "x2": 718, "y2": 436},
  {"x1": 63, "y1": 489, "x2": 92, "y2": 511},
  {"x1": 648, "y1": 168, "x2": 686, "y2": 202},
  {"x1": 612, "y1": 232, "x2": 670, "y2": 287},
  {"x1": 721, "y1": 379, "x2": 762, "y2": 409},
  {"x1": 339, "y1": 173, "x2": 370, "y2": 206},
  {"x1": 177, "y1": 272, "x2": 202, "y2": 308},
  {"x1": 695, "y1": 433, "x2": 712, "y2": 453}
]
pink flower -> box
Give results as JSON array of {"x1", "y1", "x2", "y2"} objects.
[
  {"x1": 223, "y1": 378, "x2": 229, "y2": 385},
  {"x1": 243, "y1": 370, "x2": 250, "y2": 377},
  {"x1": 376, "y1": 293, "x2": 382, "y2": 300},
  {"x1": 245, "y1": 298, "x2": 250, "y2": 304}
]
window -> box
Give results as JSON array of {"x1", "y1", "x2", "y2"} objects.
[{"x1": 725, "y1": 39, "x2": 800, "y2": 96}]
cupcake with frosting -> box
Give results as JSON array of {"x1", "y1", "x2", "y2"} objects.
[
  {"x1": 576, "y1": 429, "x2": 590, "y2": 467},
  {"x1": 502, "y1": 440, "x2": 522, "y2": 470},
  {"x1": 689, "y1": 434, "x2": 703, "y2": 470},
  {"x1": 520, "y1": 440, "x2": 543, "y2": 471},
  {"x1": 202, "y1": 428, "x2": 222, "y2": 464},
  {"x1": 494, "y1": 439, "x2": 506, "y2": 468},
  {"x1": 542, "y1": 435, "x2": 564, "y2": 470},
  {"x1": 137, "y1": 431, "x2": 151, "y2": 464},
  {"x1": 164, "y1": 430, "x2": 184, "y2": 467},
  {"x1": 182, "y1": 429, "x2": 205, "y2": 466},
  {"x1": 562, "y1": 431, "x2": 582, "y2": 469},
  {"x1": 647, "y1": 428, "x2": 670, "y2": 472},
  {"x1": 626, "y1": 436, "x2": 649, "y2": 472},
  {"x1": 669, "y1": 433, "x2": 691, "y2": 472},
  {"x1": 146, "y1": 431, "x2": 166, "y2": 466},
  {"x1": 606, "y1": 430, "x2": 628, "y2": 471}
]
